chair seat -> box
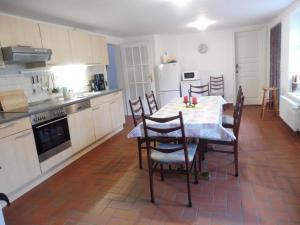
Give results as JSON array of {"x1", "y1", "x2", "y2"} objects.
[
  {"x1": 151, "y1": 143, "x2": 197, "y2": 164},
  {"x1": 222, "y1": 115, "x2": 234, "y2": 127}
]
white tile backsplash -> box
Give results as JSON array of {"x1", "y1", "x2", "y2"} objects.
[{"x1": 0, "y1": 64, "x2": 107, "y2": 103}]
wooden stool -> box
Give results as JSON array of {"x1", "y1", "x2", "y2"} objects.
[{"x1": 260, "y1": 87, "x2": 279, "y2": 119}]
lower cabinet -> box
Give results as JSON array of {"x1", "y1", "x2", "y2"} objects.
[
  {"x1": 68, "y1": 108, "x2": 95, "y2": 154},
  {"x1": 0, "y1": 130, "x2": 41, "y2": 194},
  {"x1": 91, "y1": 91, "x2": 125, "y2": 140},
  {"x1": 109, "y1": 96, "x2": 124, "y2": 130},
  {"x1": 92, "y1": 102, "x2": 112, "y2": 140}
]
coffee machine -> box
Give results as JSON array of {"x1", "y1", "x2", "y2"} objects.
[{"x1": 90, "y1": 74, "x2": 106, "y2": 91}]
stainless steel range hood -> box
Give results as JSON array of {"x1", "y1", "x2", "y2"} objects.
[{"x1": 1, "y1": 46, "x2": 52, "y2": 64}]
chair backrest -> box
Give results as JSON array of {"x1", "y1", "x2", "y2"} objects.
[
  {"x1": 142, "y1": 112, "x2": 188, "y2": 158},
  {"x1": 145, "y1": 91, "x2": 158, "y2": 115},
  {"x1": 129, "y1": 96, "x2": 144, "y2": 126},
  {"x1": 210, "y1": 76, "x2": 224, "y2": 96},
  {"x1": 237, "y1": 86, "x2": 243, "y2": 101},
  {"x1": 233, "y1": 95, "x2": 245, "y2": 141},
  {"x1": 189, "y1": 83, "x2": 210, "y2": 96}
]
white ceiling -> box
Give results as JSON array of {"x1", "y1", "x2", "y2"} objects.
[{"x1": 0, "y1": 0, "x2": 295, "y2": 37}]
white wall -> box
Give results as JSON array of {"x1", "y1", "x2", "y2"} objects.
[{"x1": 153, "y1": 31, "x2": 236, "y2": 102}]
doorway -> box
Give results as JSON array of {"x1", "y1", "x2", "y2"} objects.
[
  {"x1": 107, "y1": 44, "x2": 119, "y2": 89},
  {"x1": 235, "y1": 29, "x2": 266, "y2": 105},
  {"x1": 269, "y1": 23, "x2": 281, "y2": 92},
  {"x1": 122, "y1": 42, "x2": 155, "y2": 114}
]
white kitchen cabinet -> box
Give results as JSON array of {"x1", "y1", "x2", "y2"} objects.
[
  {"x1": 0, "y1": 136, "x2": 17, "y2": 194},
  {"x1": 13, "y1": 130, "x2": 42, "y2": 186},
  {"x1": 39, "y1": 23, "x2": 72, "y2": 65},
  {"x1": 0, "y1": 15, "x2": 42, "y2": 48},
  {"x1": 109, "y1": 95, "x2": 125, "y2": 130},
  {"x1": 92, "y1": 102, "x2": 113, "y2": 140},
  {"x1": 68, "y1": 108, "x2": 95, "y2": 154},
  {"x1": 90, "y1": 35, "x2": 109, "y2": 65},
  {"x1": 0, "y1": 129, "x2": 41, "y2": 195},
  {"x1": 91, "y1": 91, "x2": 125, "y2": 141},
  {"x1": 69, "y1": 30, "x2": 93, "y2": 64}
]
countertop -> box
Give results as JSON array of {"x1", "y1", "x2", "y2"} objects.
[{"x1": 0, "y1": 89, "x2": 122, "y2": 124}]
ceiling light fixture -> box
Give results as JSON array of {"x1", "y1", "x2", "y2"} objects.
[
  {"x1": 188, "y1": 16, "x2": 216, "y2": 30},
  {"x1": 167, "y1": 0, "x2": 191, "y2": 7}
]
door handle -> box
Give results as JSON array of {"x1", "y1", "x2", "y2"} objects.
[
  {"x1": 15, "y1": 131, "x2": 32, "y2": 140},
  {"x1": 235, "y1": 64, "x2": 239, "y2": 74},
  {"x1": 0, "y1": 123, "x2": 16, "y2": 129}
]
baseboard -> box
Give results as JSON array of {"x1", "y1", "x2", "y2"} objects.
[{"x1": 5, "y1": 126, "x2": 124, "y2": 204}]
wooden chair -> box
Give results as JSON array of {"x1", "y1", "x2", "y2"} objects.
[
  {"x1": 129, "y1": 97, "x2": 146, "y2": 169},
  {"x1": 145, "y1": 91, "x2": 158, "y2": 115},
  {"x1": 222, "y1": 86, "x2": 243, "y2": 128},
  {"x1": 210, "y1": 76, "x2": 224, "y2": 97},
  {"x1": 260, "y1": 87, "x2": 279, "y2": 119},
  {"x1": 142, "y1": 112, "x2": 199, "y2": 207},
  {"x1": 189, "y1": 83, "x2": 210, "y2": 97},
  {"x1": 201, "y1": 95, "x2": 245, "y2": 176}
]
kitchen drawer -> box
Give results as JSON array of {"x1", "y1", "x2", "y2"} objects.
[
  {"x1": 90, "y1": 91, "x2": 121, "y2": 107},
  {"x1": 0, "y1": 117, "x2": 31, "y2": 139}
]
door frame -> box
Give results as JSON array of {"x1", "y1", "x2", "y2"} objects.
[
  {"x1": 233, "y1": 26, "x2": 268, "y2": 105},
  {"x1": 121, "y1": 40, "x2": 156, "y2": 115}
]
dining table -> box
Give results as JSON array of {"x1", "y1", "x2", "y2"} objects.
[{"x1": 127, "y1": 96, "x2": 235, "y2": 142}]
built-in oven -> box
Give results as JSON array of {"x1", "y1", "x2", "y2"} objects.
[{"x1": 31, "y1": 107, "x2": 71, "y2": 162}]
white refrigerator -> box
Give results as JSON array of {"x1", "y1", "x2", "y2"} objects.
[{"x1": 157, "y1": 63, "x2": 181, "y2": 107}]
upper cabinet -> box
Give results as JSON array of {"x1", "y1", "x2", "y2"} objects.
[
  {"x1": 39, "y1": 23, "x2": 72, "y2": 65},
  {"x1": 69, "y1": 30, "x2": 93, "y2": 64},
  {"x1": 0, "y1": 15, "x2": 42, "y2": 48},
  {"x1": 0, "y1": 15, "x2": 109, "y2": 65},
  {"x1": 90, "y1": 35, "x2": 109, "y2": 65}
]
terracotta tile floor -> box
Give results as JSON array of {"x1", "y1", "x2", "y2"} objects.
[{"x1": 4, "y1": 106, "x2": 300, "y2": 225}]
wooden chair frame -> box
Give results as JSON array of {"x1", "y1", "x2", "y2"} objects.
[
  {"x1": 129, "y1": 97, "x2": 146, "y2": 169},
  {"x1": 189, "y1": 83, "x2": 210, "y2": 96},
  {"x1": 145, "y1": 91, "x2": 158, "y2": 115},
  {"x1": 142, "y1": 112, "x2": 199, "y2": 207},
  {"x1": 210, "y1": 76, "x2": 224, "y2": 97},
  {"x1": 202, "y1": 95, "x2": 245, "y2": 176}
]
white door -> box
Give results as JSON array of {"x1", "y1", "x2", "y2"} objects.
[
  {"x1": 235, "y1": 29, "x2": 266, "y2": 105},
  {"x1": 123, "y1": 42, "x2": 155, "y2": 114}
]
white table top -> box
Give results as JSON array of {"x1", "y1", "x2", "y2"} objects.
[{"x1": 127, "y1": 96, "x2": 235, "y2": 141}]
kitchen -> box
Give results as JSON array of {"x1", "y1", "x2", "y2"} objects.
[
  {"x1": 1, "y1": 0, "x2": 300, "y2": 225},
  {"x1": 0, "y1": 12, "x2": 126, "y2": 218}
]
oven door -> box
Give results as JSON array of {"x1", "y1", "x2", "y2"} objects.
[{"x1": 32, "y1": 116, "x2": 71, "y2": 162}]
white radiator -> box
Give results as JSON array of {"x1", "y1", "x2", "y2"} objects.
[{"x1": 280, "y1": 95, "x2": 300, "y2": 132}]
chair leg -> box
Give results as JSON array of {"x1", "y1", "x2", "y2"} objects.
[
  {"x1": 160, "y1": 163, "x2": 164, "y2": 182},
  {"x1": 198, "y1": 140, "x2": 203, "y2": 171},
  {"x1": 194, "y1": 158, "x2": 198, "y2": 184},
  {"x1": 137, "y1": 140, "x2": 142, "y2": 169},
  {"x1": 147, "y1": 160, "x2": 155, "y2": 203},
  {"x1": 234, "y1": 144, "x2": 238, "y2": 177},
  {"x1": 185, "y1": 162, "x2": 192, "y2": 207},
  {"x1": 198, "y1": 148, "x2": 202, "y2": 173}
]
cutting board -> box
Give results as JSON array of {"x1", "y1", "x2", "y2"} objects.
[{"x1": 0, "y1": 90, "x2": 29, "y2": 112}]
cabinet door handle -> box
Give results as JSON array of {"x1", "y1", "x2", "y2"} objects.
[
  {"x1": 110, "y1": 101, "x2": 115, "y2": 104},
  {"x1": 0, "y1": 123, "x2": 16, "y2": 129},
  {"x1": 15, "y1": 131, "x2": 31, "y2": 140},
  {"x1": 92, "y1": 107, "x2": 100, "y2": 111},
  {"x1": 0, "y1": 166, "x2": 2, "y2": 170}
]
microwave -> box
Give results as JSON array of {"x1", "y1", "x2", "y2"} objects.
[{"x1": 182, "y1": 71, "x2": 200, "y2": 81}]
